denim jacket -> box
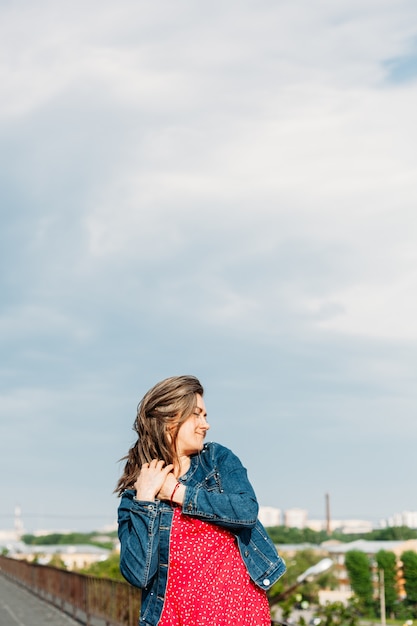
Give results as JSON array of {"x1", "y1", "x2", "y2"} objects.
[{"x1": 118, "y1": 441, "x2": 286, "y2": 626}]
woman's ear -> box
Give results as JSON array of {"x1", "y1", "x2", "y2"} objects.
[{"x1": 166, "y1": 422, "x2": 176, "y2": 445}]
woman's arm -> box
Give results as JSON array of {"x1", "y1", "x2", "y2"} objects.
[{"x1": 117, "y1": 490, "x2": 160, "y2": 588}]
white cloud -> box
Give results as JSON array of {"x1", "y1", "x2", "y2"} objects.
[
  {"x1": 314, "y1": 270, "x2": 417, "y2": 339},
  {"x1": 2, "y1": 0, "x2": 417, "y2": 527},
  {"x1": 0, "y1": 304, "x2": 93, "y2": 341}
]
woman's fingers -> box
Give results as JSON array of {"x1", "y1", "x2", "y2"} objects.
[
  {"x1": 135, "y1": 460, "x2": 174, "y2": 501},
  {"x1": 141, "y1": 459, "x2": 174, "y2": 472}
]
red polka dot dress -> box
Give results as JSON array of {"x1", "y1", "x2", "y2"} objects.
[{"x1": 158, "y1": 507, "x2": 271, "y2": 626}]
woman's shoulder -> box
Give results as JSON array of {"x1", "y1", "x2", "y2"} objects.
[
  {"x1": 119, "y1": 488, "x2": 135, "y2": 503},
  {"x1": 202, "y1": 441, "x2": 241, "y2": 462},
  {"x1": 202, "y1": 440, "x2": 229, "y2": 454}
]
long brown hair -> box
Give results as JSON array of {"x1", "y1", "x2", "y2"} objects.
[{"x1": 115, "y1": 375, "x2": 204, "y2": 495}]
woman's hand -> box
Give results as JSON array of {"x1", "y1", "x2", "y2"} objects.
[
  {"x1": 134, "y1": 459, "x2": 174, "y2": 502},
  {"x1": 156, "y1": 471, "x2": 180, "y2": 502}
]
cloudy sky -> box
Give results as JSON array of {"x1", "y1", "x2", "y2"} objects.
[{"x1": 1, "y1": 0, "x2": 417, "y2": 534}]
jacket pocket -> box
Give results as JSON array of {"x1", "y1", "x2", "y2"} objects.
[{"x1": 202, "y1": 467, "x2": 222, "y2": 492}]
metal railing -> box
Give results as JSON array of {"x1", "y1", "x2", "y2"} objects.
[
  {"x1": 0, "y1": 555, "x2": 285, "y2": 625},
  {"x1": 0, "y1": 555, "x2": 141, "y2": 626}
]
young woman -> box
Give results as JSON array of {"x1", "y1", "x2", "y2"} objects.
[{"x1": 116, "y1": 375, "x2": 286, "y2": 626}]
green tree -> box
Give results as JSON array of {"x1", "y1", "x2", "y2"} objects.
[
  {"x1": 265, "y1": 524, "x2": 417, "y2": 545},
  {"x1": 345, "y1": 550, "x2": 374, "y2": 614},
  {"x1": 315, "y1": 597, "x2": 361, "y2": 626},
  {"x1": 370, "y1": 527, "x2": 417, "y2": 541},
  {"x1": 401, "y1": 550, "x2": 417, "y2": 615},
  {"x1": 48, "y1": 553, "x2": 68, "y2": 569},
  {"x1": 266, "y1": 526, "x2": 329, "y2": 545},
  {"x1": 21, "y1": 531, "x2": 116, "y2": 550},
  {"x1": 268, "y1": 549, "x2": 320, "y2": 604},
  {"x1": 268, "y1": 549, "x2": 337, "y2": 609},
  {"x1": 79, "y1": 552, "x2": 124, "y2": 582},
  {"x1": 375, "y1": 550, "x2": 398, "y2": 616}
]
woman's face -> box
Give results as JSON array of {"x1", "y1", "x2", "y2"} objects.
[{"x1": 175, "y1": 394, "x2": 210, "y2": 457}]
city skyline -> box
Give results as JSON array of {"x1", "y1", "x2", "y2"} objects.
[
  {"x1": 2, "y1": 501, "x2": 417, "y2": 537},
  {"x1": 1, "y1": 1, "x2": 417, "y2": 534}
]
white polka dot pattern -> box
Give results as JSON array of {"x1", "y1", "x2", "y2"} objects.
[{"x1": 158, "y1": 507, "x2": 271, "y2": 625}]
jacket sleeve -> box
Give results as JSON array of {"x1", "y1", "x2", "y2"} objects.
[
  {"x1": 117, "y1": 490, "x2": 160, "y2": 588},
  {"x1": 181, "y1": 444, "x2": 259, "y2": 530}
]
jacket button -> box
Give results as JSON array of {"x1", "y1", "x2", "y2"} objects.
[
  {"x1": 263, "y1": 578, "x2": 270, "y2": 586},
  {"x1": 244, "y1": 550, "x2": 249, "y2": 557}
]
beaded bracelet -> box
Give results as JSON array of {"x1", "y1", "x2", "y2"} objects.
[{"x1": 170, "y1": 482, "x2": 181, "y2": 507}]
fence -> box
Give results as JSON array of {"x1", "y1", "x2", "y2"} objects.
[
  {"x1": 0, "y1": 555, "x2": 287, "y2": 625},
  {"x1": 0, "y1": 555, "x2": 141, "y2": 626}
]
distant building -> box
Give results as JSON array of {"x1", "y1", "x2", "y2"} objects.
[
  {"x1": 14, "y1": 506, "x2": 24, "y2": 539},
  {"x1": 307, "y1": 519, "x2": 374, "y2": 534},
  {"x1": 326, "y1": 538, "x2": 417, "y2": 601},
  {"x1": 277, "y1": 537, "x2": 417, "y2": 606},
  {"x1": 259, "y1": 506, "x2": 281, "y2": 527},
  {"x1": 0, "y1": 529, "x2": 18, "y2": 543},
  {"x1": 0, "y1": 506, "x2": 25, "y2": 545},
  {"x1": 306, "y1": 519, "x2": 328, "y2": 532},
  {"x1": 8, "y1": 544, "x2": 111, "y2": 570},
  {"x1": 284, "y1": 508, "x2": 308, "y2": 529},
  {"x1": 0, "y1": 529, "x2": 20, "y2": 556},
  {"x1": 381, "y1": 511, "x2": 417, "y2": 529},
  {"x1": 275, "y1": 543, "x2": 325, "y2": 558}
]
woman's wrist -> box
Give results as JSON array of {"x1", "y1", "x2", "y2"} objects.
[
  {"x1": 170, "y1": 482, "x2": 185, "y2": 506},
  {"x1": 134, "y1": 489, "x2": 157, "y2": 502},
  {"x1": 170, "y1": 482, "x2": 180, "y2": 506}
]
